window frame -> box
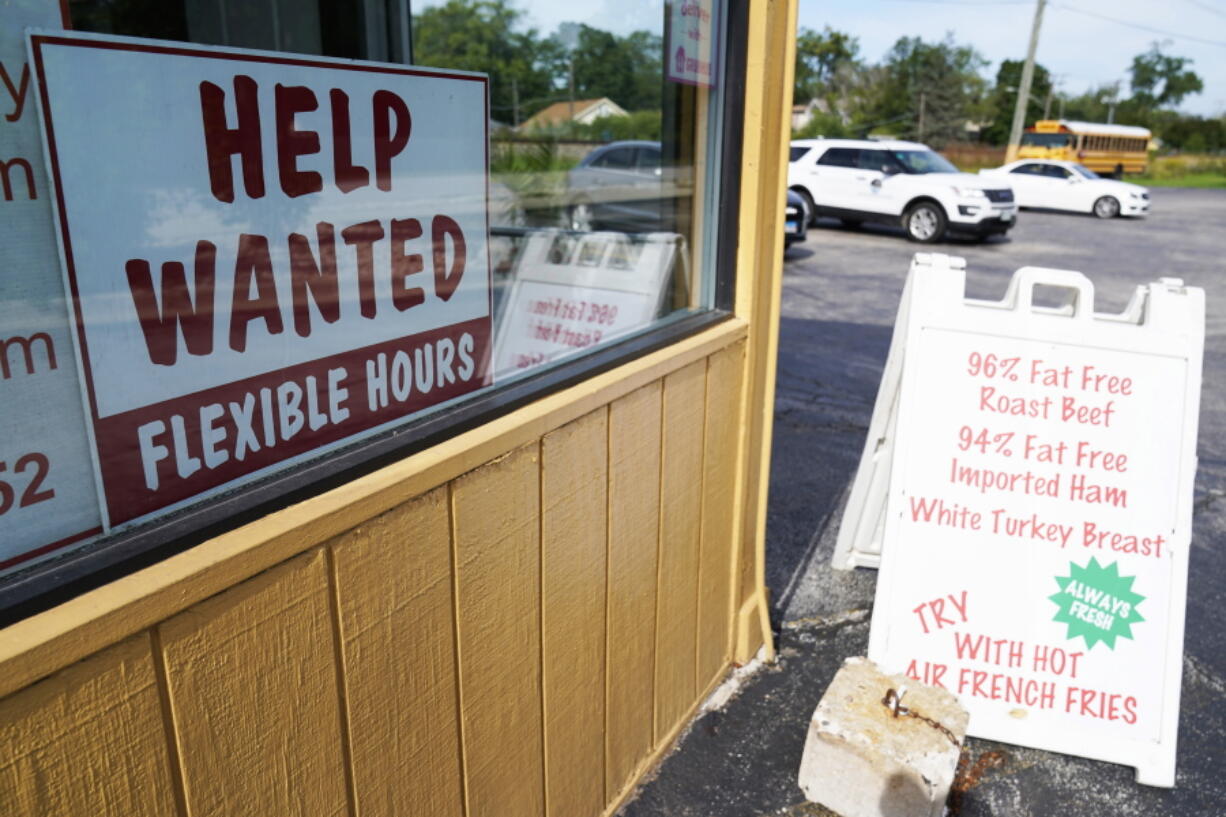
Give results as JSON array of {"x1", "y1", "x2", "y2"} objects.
[{"x1": 0, "y1": 2, "x2": 748, "y2": 624}]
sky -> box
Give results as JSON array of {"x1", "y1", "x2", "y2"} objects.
[
  {"x1": 799, "y1": 0, "x2": 1226, "y2": 117},
  {"x1": 414, "y1": 0, "x2": 1224, "y2": 118}
]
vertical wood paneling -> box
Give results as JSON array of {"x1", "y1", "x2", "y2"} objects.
[
  {"x1": 0, "y1": 633, "x2": 178, "y2": 817},
  {"x1": 541, "y1": 410, "x2": 608, "y2": 817},
  {"x1": 604, "y1": 381, "x2": 664, "y2": 800},
  {"x1": 159, "y1": 549, "x2": 348, "y2": 817},
  {"x1": 697, "y1": 343, "x2": 746, "y2": 687},
  {"x1": 330, "y1": 487, "x2": 463, "y2": 817},
  {"x1": 654, "y1": 360, "x2": 708, "y2": 740},
  {"x1": 451, "y1": 444, "x2": 544, "y2": 817}
]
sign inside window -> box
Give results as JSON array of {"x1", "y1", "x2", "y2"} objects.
[
  {"x1": 0, "y1": 2, "x2": 104, "y2": 575},
  {"x1": 665, "y1": 1, "x2": 718, "y2": 88},
  {"x1": 29, "y1": 32, "x2": 491, "y2": 531}
]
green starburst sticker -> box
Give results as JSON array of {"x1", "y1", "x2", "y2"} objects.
[{"x1": 1049, "y1": 557, "x2": 1146, "y2": 649}]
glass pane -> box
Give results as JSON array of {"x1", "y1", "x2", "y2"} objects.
[
  {"x1": 417, "y1": 1, "x2": 725, "y2": 383},
  {"x1": 2, "y1": 0, "x2": 729, "y2": 576}
]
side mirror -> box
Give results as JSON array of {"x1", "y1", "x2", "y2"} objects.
[{"x1": 881, "y1": 165, "x2": 900, "y2": 176}]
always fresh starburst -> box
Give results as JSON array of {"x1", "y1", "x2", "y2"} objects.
[{"x1": 1049, "y1": 558, "x2": 1146, "y2": 650}]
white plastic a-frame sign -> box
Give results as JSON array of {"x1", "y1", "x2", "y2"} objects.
[{"x1": 855, "y1": 253, "x2": 1203, "y2": 787}]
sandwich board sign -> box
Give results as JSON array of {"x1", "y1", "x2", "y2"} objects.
[
  {"x1": 492, "y1": 229, "x2": 679, "y2": 379},
  {"x1": 850, "y1": 253, "x2": 1203, "y2": 787}
]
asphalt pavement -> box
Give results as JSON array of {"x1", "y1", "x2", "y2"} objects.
[{"x1": 620, "y1": 188, "x2": 1226, "y2": 817}]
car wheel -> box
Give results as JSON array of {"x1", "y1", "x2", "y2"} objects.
[
  {"x1": 568, "y1": 201, "x2": 596, "y2": 231},
  {"x1": 903, "y1": 201, "x2": 946, "y2": 243},
  {"x1": 794, "y1": 188, "x2": 816, "y2": 226},
  {"x1": 1092, "y1": 196, "x2": 1120, "y2": 219}
]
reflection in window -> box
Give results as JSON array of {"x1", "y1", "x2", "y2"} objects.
[{"x1": 413, "y1": 0, "x2": 718, "y2": 381}]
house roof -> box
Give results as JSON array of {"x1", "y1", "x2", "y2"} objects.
[{"x1": 520, "y1": 97, "x2": 624, "y2": 129}]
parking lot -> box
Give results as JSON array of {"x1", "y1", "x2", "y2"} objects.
[{"x1": 622, "y1": 188, "x2": 1226, "y2": 816}]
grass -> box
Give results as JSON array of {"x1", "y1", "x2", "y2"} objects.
[
  {"x1": 1129, "y1": 174, "x2": 1226, "y2": 188},
  {"x1": 1129, "y1": 154, "x2": 1226, "y2": 188}
]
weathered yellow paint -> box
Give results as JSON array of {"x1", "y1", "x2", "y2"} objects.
[
  {"x1": 654, "y1": 360, "x2": 708, "y2": 739},
  {"x1": 0, "y1": 633, "x2": 177, "y2": 817},
  {"x1": 330, "y1": 486, "x2": 463, "y2": 817},
  {"x1": 0, "y1": 320, "x2": 746, "y2": 702},
  {"x1": 158, "y1": 549, "x2": 348, "y2": 817},
  {"x1": 697, "y1": 342, "x2": 747, "y2": 686},
  {"x1": 731, "y1": 0, "x2": 798, "y2": 665},
  {"x1": 604, "y1": 381, "x2": 664, "y2": 801},
  {"x1": 541, "y1": 410, "x2": 609, "y2": 817},
  {"x1": 451, "y1": 444, "x2": 545, "y2": 817}
]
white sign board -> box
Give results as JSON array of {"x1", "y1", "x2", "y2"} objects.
[
  {"x1": 31, "y1": 31, "x2": 491, "y2": 528},
  {"x1": 861, "y1": 254, "x2": 1202, "y2": 787},
  {"x1": 493, "y1": 230, "x2": 678, "y2": 379},
  {"x1": 665, "y1": 0, "x2": 718, "y2": 88},
  {"x1": 0, "y1": 1, "x2": 104, "y2": 575}
]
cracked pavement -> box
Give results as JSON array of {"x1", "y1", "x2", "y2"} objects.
[{"x1": 620, "y1": 188, "x2": 1226, "y2": 816}]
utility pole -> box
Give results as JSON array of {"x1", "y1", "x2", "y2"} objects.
[
  {"x1": 1006, "y1": 0, "x2": 1047, "y2": 162},
  {"x1": 1043, "y1": 84, "x2": 1053, "y2": 120}
]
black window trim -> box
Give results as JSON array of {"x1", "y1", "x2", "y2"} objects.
[{"x1": 0, "y1": 2, "x2": 748, "y2": 625}]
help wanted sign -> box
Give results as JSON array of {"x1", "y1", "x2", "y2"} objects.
[{"x1": 31, "y1": 32, "x2": 491, "y2": 526}]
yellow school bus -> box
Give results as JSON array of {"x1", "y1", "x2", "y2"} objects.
[{"x1": 1019, "y1": 120, "x2": 1151, "y2": 176}]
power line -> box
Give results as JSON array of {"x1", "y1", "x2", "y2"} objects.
[
  {"x1": 1055, "y1": 4, "x2": 1226, "y2": 48},
  {"x1": 1181, "y1": 0, "x2": 1226, "y2": 20}
]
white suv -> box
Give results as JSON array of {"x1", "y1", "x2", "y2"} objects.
[{"x1": 788, "y1": 138, "x2": 1018, "y2": 243}]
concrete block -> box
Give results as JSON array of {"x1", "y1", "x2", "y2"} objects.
[{"x1": 797, "y1": 656, "x2": 969, "y2": 817}]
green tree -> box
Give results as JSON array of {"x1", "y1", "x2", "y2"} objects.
[
  {"x1": 793, "y1": 27, "x2": 860, "y2": 106},
  {"x1": 861, "y1": 35, "x2": 988, "y2": 147},
  {"x1": 981, "y1": 59, "x2": 1053, "y2": 145},
  {"x1": 1129, "y1": 42, "x2": 1203, "y2": 110},
  {"x1": 547, "y1": 25, "x2": 662, "y2": 112},
  {"x1": 413, "y1": 0, "x2": 555, "y2": 125}
]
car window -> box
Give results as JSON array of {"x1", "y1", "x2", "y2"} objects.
[
  {"x1": 889, "y1": 150, "x2": 959, "y2": 174},
  {"x1": 816, "y1": 147, "x2": 860, "y2": 168},
  {"x1": 1010, "y1": 164, "x2": 1043, "y2": 175},
  {"x1": 790, "y1": 146, "x2": 811, "y2": 162},
  {"x1": 635, "y1": 147, "x2": 661, "y2": 172},
  {"x1": 1041, "y1": 165, "x2": 1071, "y2": 179},
  {"x1": 858, "y1": 149, "x2": 903, "y2": 173},
  {"x1": 592, "y1": 148, "x2": 634, "y2": 169}
]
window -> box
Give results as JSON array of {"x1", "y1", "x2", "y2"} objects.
[
  {"x1": 789, "y1": 146, "x2": 811, "y2": 162},
  {"x1": 591, "y1": 147, "x2": 635, "y2": 170},
  {"x1": 1041, "y1": 165, "x2": 1072, "y2": 179},
  {"x1": 858, "y1": 149, "x2": 903, "y2": 173},
  {"x1": 3, "y1": 0, "x2": 742, "y2": 618},
  {"x1": 1020, "y1": 132, "x2": 1071, "y2": 148},
  {"x1": 1011, "y1": 164, "x2": 1045, "y2": 175},
  {"x1": 817, "y1": 147, "x2": 860, "y2": 167}
]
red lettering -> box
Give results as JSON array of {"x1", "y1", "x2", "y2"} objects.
[
  {"x1": 229, "y1": 234, "x2": 283, "y2": 351},
  {"x1": 329, "y1": 89, "x2": 369, "y2": 193},
  {"x1": 431, "y1": 215, "x2": 465, "y2": 301},
  {"x1": 390, "y1": 218, "x2": 425, "y2": 311},
  {"x1": 199, "y1": 76, "x2": 264, "y2": 202},
  {"x1": 125, "y1": 241, "x2": 217, "y2": 366},
  {"x1": 1, "y1": 61, "x2": 30, "y2": 122},
  {"x1": 289, "y1": 223, "x2": 340, "y2": 337},
  {"x1": 275, "y1": 84, "x2": 323, "y2": 198},
  {"x1": 341, "y1": 220, "x2": 385, "y2": 319},
  {"x1": 372, "y1": 90, "x2": 411, "y2": 190}
]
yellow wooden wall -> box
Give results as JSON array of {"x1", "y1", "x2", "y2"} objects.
[{"x1": 0, "y1": 340, "x2": 749, "y2": 817}]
